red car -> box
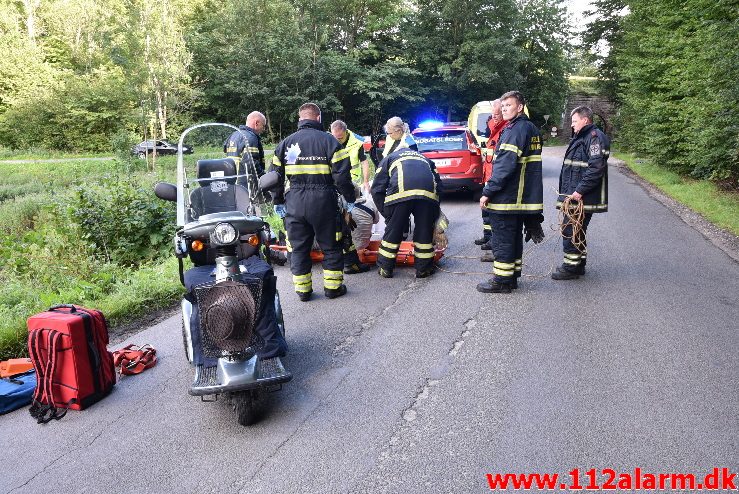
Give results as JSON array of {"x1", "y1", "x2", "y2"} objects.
[{"x1": 411, "y1": 122, "x2": 484, "y2": 197}]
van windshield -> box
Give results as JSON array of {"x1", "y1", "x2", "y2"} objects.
[
  {"x1": 476, "y1": 113, "x2": 491, "y2": 137},
  {"x1": 415, "y1": 130, "x2": 467, "y2": 152}
]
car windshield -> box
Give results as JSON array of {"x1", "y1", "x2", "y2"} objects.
[{"x1": 415, "y1": 130, "x2": 467, "y2": 152}]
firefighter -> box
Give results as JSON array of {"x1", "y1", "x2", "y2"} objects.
[
  {"x1": 476, "y1": 99, "x2": 506, "y2": 259},
  {"x1": 477, "y1": 91, "x2": 543, "y2": 293},
  {"x1": 382, "y1": 116, "x2": 418, "y2": 160},
  {"x1": 371, "y1": 148, "x2": 442, "y2": 279},
  {"x1": 223, "y1": 111, "x2": 267, "y2": 179},
  {"x1": 330, "y1": 120, "x2": 372, "y2": 275},
  {"x1": 269, "y1": 103, "x2": 356, "y2": 301},
  {"x1": 552, "y1": 106, "x2": 610, "y2": 280}
]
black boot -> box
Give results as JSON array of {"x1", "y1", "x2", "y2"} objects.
[
  {"x1": 297, "y1": 290, "x2": 313, "y2": 302},
  {"x1": 480, "y1": 242, "x2": 493, "y2": 251},
  {"x1": 551, "y1": 267, "x2": 580, "y2": 280},
  {"x1": 378, "y1": 267, "x2": 393, "y2": 278},
  {"x1": 416, "y1": 266, "x2": 436, "y2": 278},
  {"x1": 344, "y1": 263, "x2": 371, "y2": 274},
  {"x1": 324, "y1": 285, "x2": 348, "y2": 299},
  {"x1": 476, "y1": 280, "x2": 512, "y2": 293},
  {"x1": 474, "y1": 235, "x2": 490, "y2": 246}
]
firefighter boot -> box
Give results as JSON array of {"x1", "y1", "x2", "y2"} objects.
[
  {"x1": 378, "y1": 267, "x2": 393, "y2": 278},
  {"x1": 416, "y1": 266, "x2": 436, "y2": 279},
  {"x1": 476, "y1": 280, "x2": 512, "y2": 293},
  {"x1": 474, "y1": 235, "x2": 491, "y2": 246},
  {"x1": 551, "y1": 266, "x2": 580, "y2": 280},
  {"x1": 297, "y1": 290, "x2": 313, "y2": 302},
  {"x1": 324, "y1": 285, "x2": 348, "y2": 299},
  {"x1": 344, "y1": 263, "x2": 371, "y2": 274}
]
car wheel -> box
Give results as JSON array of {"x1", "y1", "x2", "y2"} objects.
[{"x1": 138, "y1": 151, "x2": 146, "y2": 159}]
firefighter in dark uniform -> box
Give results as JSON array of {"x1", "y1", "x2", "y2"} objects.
[
  {"x1": 269, "y1": 103, "x2": 356, "y2": 301},
  {"x1": 223, "y1": 111, "x2": 267, "y2": 180},
  {"x1": 371, "y1": 148, "x2": 442, "y2": 279},
  {"x1": 552, "y1": 106, "x2": 610, "y2": 280},
  {"x1": 330, "y1": 120, "x2": 371, "y2": 275},
  {"x1": 477, "y1": 91, "x2": 543, "y2": 293}
]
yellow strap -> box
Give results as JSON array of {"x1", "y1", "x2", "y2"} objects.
[
  {"x1": 414, "y1": 251, "x2": 435, "y2": 259},
  {"x1": 381, "y1": 240, "x2": 399, "y2": 249},
  {"x1": 272, "y1": 155, "x2": 282, "y2": 167},
  {"x1": 413, "y1": 242, "x2": 433, "y2": 249}
]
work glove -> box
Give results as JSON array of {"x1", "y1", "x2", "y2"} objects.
[
  {"x1": 273, "y1": 204, "x2": 286, "y2": 218},
  {"x1": 523, "y1": 214, "x2": 545, "y2": 244}
]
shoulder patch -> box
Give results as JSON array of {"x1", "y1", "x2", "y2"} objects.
[{"x1": 589, "y1": 141, "x2": 602, "y2": 157}]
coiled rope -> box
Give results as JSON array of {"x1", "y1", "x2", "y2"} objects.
[{"x1": 557, "y1": 194, "x2": 586, "y2": 253}]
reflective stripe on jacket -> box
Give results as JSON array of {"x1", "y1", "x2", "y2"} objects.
[
  {"x1": 482, "y1": 114, "x2": 543, "y2": 214},
  {"x1": 556, "y1": 123, "x2": 609, "y2": 213},
  {"x1": 223, "y1": 125, "x2": 265, "y2": 175},
  {"x1": 269, "y1": 120, "x2": 356, "y2": 205},
  {"x1": 371, "y1": 149, "x2": 442, "y2": 209},
  {"x1": 335, "y1": 130, "x2": 365, "y2": 184}
]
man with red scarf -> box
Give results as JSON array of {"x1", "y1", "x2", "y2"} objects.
[{"x1": 475, "y1": 99, "x2": 506, "y2": 257}]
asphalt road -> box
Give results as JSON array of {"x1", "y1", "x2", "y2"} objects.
[{"x1": 2, "y1": 147, "x2": 737, "y2": 493}]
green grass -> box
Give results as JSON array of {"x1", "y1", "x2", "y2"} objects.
[
  {"x1": 614, "y1": 151, "x2": 739, "y2": 236},
  {"x1": 0, "y1": 143, "x2": 280, "y2": 360},
  {"x1": 0, "y1": 147, "x2": 111, "y2": 160},
  {"x1": 0, "y1": 257, "x2": 184, "y2": 360}
]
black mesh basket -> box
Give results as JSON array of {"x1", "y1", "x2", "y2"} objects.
[{"x1": 194, "y1": 276, "x2": 264, "y2": 358}]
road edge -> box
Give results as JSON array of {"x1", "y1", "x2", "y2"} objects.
[{"x1": 612, "y1": 158, "x2": 739, "y2": 264}]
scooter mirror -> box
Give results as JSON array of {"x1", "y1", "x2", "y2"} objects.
[
  {"x1": 154, "y1": 181, "x2": 177, "y2": 202},
  {"x1": 258, "y1": 171, "x2": 280, "y2": 192}
]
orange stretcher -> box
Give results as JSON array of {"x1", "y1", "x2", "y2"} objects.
[{"x1": 269, "y1": 239, "x2": 445, "y2": 266}]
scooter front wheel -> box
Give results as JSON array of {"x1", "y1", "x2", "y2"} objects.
[{"x1": 233, "y1": 389, "x2": 260, "y2": 426}]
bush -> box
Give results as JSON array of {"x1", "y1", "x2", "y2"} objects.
[{"x1": 57, "y1": 178, "x2": 177, "y2": 266}]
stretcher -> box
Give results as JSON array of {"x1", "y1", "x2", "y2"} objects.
[{"x1": 268, "y1": 237, "x2": 445, "y2": 266}]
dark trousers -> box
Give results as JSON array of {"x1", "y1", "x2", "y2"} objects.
[
  {"x1": 284, "y1": 188, "x2": 343, "y2": 293},
  {"x1": 489, "y1": 213, "x2": 524, "y2": 284},
  {"x1": 480, "y1": 208, "x2": 492, "y2": 238},
  {"x1": 378, "y1": 199, "x2": 439, "y2": 274},
  {"x1": 561, "y1": 212, "x2": 593, "y2": 272}
]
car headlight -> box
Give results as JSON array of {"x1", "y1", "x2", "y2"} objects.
[{"x1": 212, "y1": 222, "x2": 237, "y2": 245}]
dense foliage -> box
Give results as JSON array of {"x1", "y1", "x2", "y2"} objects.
[
  {"x1": 0, "y1": 0, "x2": 570, "y2": 148},
  {"x1": 583, "y1": 0, "x2": 739, "y2": 185}
]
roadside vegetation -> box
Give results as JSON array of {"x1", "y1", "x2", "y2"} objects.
[{"x1": 0, "y1": 157, "x2": 179, "y2": 359}]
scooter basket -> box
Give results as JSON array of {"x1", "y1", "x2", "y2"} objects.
[{"x1": 194, "y1": 277, "x2": 263, "y2": 358}]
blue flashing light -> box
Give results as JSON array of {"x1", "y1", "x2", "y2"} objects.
[{"x1": 417, "y1": 120, "x2": 445, "y2": 130}]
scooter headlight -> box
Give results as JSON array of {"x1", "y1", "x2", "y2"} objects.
[{"x1": 213, "y1": 222, "x2": 237, "y2": 245}]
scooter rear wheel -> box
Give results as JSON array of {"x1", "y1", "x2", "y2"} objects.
[{"x1": 233, "y1": 390, "x2": 260, "y2": 426}]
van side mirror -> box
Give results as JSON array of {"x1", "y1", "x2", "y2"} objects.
[
  {"x1": 258, "y1": 171, "x2": 280, "y2": 192},
  {"x1": 154, "y1": 182, "x2": 177, "y2": 202}
]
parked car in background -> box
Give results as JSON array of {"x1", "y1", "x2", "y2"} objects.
[
  {"x1": 132, "y1": 140, "x2": 193, "y2": 159},
  {"x1": 411, "y1": 121, "x2": 483, "y2": 197}
]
